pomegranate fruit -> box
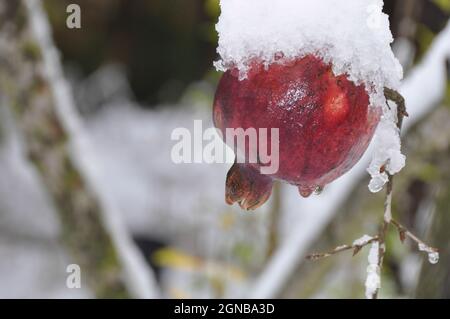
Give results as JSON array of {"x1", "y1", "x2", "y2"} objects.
[{"x1": 213, "y1": 55, "x2": 381, "y2": 210}]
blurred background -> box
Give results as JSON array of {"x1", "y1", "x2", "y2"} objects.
[{"x1": 0, "y1": 0, "x2": 449, "y2": 298}]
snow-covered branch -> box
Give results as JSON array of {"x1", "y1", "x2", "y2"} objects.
[
  {"x1": 24, "y1": 0, "x2": 160, "y2": 298},
  {"x1": 306, "y1": 235, "x2": 378, "y2": 261}
]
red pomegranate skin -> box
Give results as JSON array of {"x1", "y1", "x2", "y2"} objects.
[{"x1": 213, "y1": 55, "x2": 381, "y2": 210}]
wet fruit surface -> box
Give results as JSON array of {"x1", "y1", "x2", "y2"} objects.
[{"x1": 213, "y1": 55, "x2": 381, "y2": 210}]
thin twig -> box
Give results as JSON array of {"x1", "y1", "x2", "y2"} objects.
[
  {"x1": 390, "y1": 219, "x2": 439, "y2": 254},
  {"x1": 306, "y1": 235, "x2": 379, "y2": 261},
  {"x1": 373, "y1": 178, "x2": 392, "y2": 299}
]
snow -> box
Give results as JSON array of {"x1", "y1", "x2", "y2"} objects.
[
  {"x1": 418, "y1": 243, "x2": 439, "y2": 265},
  {"x1": 215, "y1": 0, "x2": 402, "y2": 93},
  {"x1": 367, "y1": 102, "x2": 406, "y2": 193},
  {"x1": 368, "y1": 14, "x2": 450, "y2": 190},
  {"x1": 0, "y1": 102, "x2": 91, "y2": 298},
  {"x1": 365, "y1": 242, "x2": 380, "y2": 299},
  {"x1": 353, "y1": 235, "x2": 375, "y2": 247}
]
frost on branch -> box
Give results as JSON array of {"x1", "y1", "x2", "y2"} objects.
[
  {"x1": 365, "y1": 242, "x2": 381, "y2": 299},
  {"x1": 367, "y1": 101, "x2": 406, "y2": 193},
  {"x1": 418, "y1": 243, "x2": 440, "y2": 265},
  {"x1": 353, "y1": 235, "x2": 376, "y2": 247},
  {"x1": 214, "y1": 0, "x2": 405, "y2": 192}
]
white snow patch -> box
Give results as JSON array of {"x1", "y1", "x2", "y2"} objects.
[
  {"x1": 353, "y1": 235, "x2": 375, "y2": 247},
  {"x1": 365, "y1": 242, "x2": 380, "y2": 299},
  {"x1": 418, "y1": 243, "x2": 439, "y2": 265},
  {"x1": 215, "y1": 0, "x2": 402, "y2": 93},
  {"x1": 368, "y1": 101, "x2": 406, "y2": 193}
]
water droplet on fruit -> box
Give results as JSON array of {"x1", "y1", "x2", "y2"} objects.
[{"x1": 299, "y1": 186, "x2": 315, "y2": 198}]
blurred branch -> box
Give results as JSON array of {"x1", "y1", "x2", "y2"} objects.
[
  {"x1": 415, "y1": 180, "x2": 450, "y2": 297},
  {"x1": 306, "y1": 235, "x2": 379, "y2": 261},
  {"x1": 0, "y1": 0, "x2": 159, "y2": 298}
]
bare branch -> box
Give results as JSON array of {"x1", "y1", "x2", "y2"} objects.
[
  {"x1": 391, "y1": 219, "x2": 439, "y2": 263},
  {"x1": 306, "y1": 235, "x2": 379, "y2": 261}
]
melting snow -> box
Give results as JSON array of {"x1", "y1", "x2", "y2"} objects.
[
  {"x1": 353, "y1": 235, "x2": 375, "y2": 247},
  {"x1": 367, "y1": 101, "x2": 406, "y2": 193},
  {"x1": 418, "y1": 243, "x2": 440, "y2": 265},
  {"x1": 365, "y1": 242, "x2": 381, "y2": 299}
]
